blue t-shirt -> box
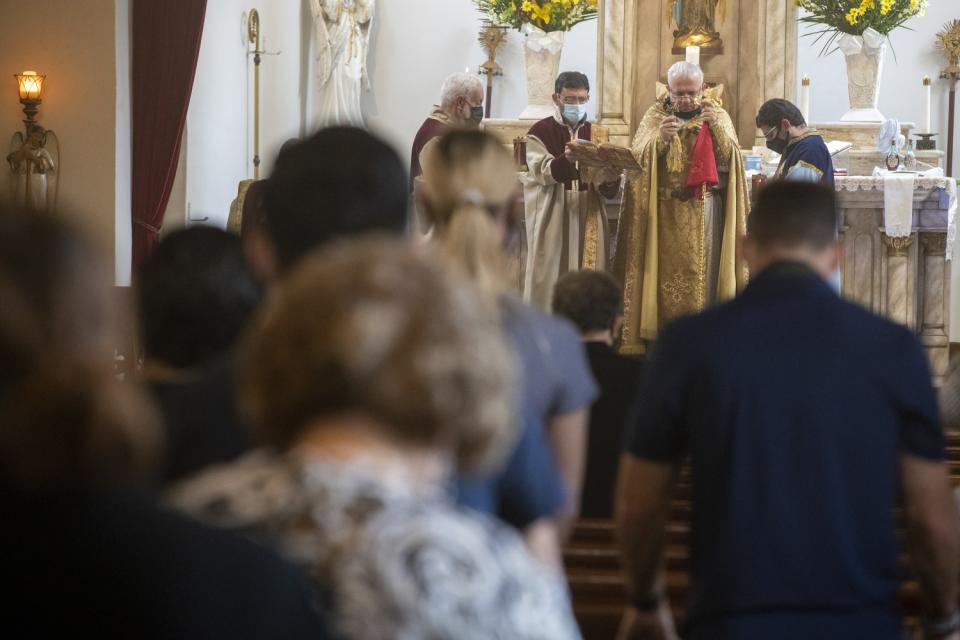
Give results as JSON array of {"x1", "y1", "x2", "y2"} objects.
[
  {"x1": 625, "y1": 262, "x2": 944, "y2": 637},
  {"x1": 457, "y1": 295, "x2": 598, "y2": 528}
]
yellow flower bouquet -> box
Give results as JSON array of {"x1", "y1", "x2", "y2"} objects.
[
  {"x1": 796, "y1": 0, "x2": 928, "y2": 54},
  {"x1": 476, "y1": 0, "x2": 598, "y2": 33}
]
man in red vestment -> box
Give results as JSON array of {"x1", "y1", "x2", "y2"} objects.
[
  {"x1": 409, "y1": 72, "x2": 485, "y2": 235},
  {"x1": 409, "y1": 72, "x2": 485, "y2": 191},
  {"x1": 523, "y1": 71, "x2": 621, "y2": 310}
]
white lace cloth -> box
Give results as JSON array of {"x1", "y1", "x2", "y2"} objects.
[
  {"x1": 835, "y1": 172, "x2": 958, "y2": 260},
  {"x1": 882, "y1": 172, "x2": 915, "y2": 239}
]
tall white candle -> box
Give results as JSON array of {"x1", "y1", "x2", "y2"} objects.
[
  {"x1": 685, "y1": 46, "x2": 700, "y2": 67},
  {"x1": 923, "y1": 76, "x2": 932, "y2": 133},
  {"x1": 800, "y1": 75, "x2": 811, "y2": 124}
]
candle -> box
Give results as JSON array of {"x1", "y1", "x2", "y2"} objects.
[
  {"x1": 800, "y1": 75, "x2": 810, "y2": 124},
  {"x1": 685, "y1": 46, "x2": 700, "y2": 67},
  {"x1": 923, "y1": 76, "x2": 932, "y2": 133}
]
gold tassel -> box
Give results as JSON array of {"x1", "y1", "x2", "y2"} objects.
[{"x1": 666, "y1": 136, "x2": 685, "y2": 174}]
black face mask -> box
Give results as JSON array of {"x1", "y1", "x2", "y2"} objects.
[
  {"x1": 469, "y1": 106, "x2": 484, "y2": 124},
  {"x1": 665, "y1": 97, "x2": 701, "y2": 120},
  {"x1": 765, "y1": 128, "x2": 789, "y2": 154}
]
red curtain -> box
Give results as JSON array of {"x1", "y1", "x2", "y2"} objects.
[{"x1": 131, "y1": 0, "x2": 207, "y2": 269}]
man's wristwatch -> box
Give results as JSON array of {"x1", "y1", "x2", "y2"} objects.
[
  {"x1": 630, "y1": 593, "x2": 662, "y2": 613},
  {"x1": 924, "y1": 611, "x2": 960, "y2": 638}
]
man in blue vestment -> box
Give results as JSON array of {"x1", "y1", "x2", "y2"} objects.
[{"x1": 757, "y1": 98, "x2": 834, "y2": 188}]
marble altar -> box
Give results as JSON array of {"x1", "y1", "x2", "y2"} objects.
[
  {"x1": 836, "y1": 176, "x2": 956, "y2": 383},
  {"x1": 814, "y1": 121, "x2": 945, "y2": 176}
]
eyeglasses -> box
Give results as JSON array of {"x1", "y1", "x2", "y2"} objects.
[
  {"x1": 669, "y1": 91, "x2": 701, "y2": 100},
  {"x1": 763, "y1": 126, "x2": 780, "y2": 141},
  {"x1": 560, "y1": 96, "x2": 590, "y2": 105}
]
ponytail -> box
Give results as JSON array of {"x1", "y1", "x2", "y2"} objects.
[
  {"x1": 437, "y1": 204, "x2": 508, "y2": 302},
  {"x1": 419, "y1": 130, "x2": 519, "y2": 304}
]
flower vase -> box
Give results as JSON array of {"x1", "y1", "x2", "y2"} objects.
[
  {"x1": 838, "y1": 28, "x2": 886, "y2": 123},
  {"x1": 519, "y1": 26, "x2": 565, "y2": 120}
]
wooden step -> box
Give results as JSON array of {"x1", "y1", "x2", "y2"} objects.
[{"x1": 564, "y1": 544, "x2": 688, "y2": 572}]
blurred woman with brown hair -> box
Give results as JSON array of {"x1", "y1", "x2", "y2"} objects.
[
  {"x1": 0, "y1": 204, "x2": 327, "y2": 639},
  {"x1": 419, "y1": 130, "x2": 598, "y2": 560},
  {"x1": 170, "y1": 238, "x2": 580, "y2": 639}
]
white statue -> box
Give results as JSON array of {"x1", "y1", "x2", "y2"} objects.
[{"x1": 311, "y1": 0, "x2": 374, "y2": 128}]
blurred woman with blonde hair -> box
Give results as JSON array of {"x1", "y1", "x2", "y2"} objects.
[{"x1": 420, "y1": 130, "x2": 598, "y2": 562}]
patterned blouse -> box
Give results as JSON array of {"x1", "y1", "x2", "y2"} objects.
[{"x1": 169, "y1": 452, "x2": 582, "y2": 640}]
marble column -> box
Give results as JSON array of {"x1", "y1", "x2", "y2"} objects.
[
  {"x1": 920, "y1": 233, "x2": 950, "y2": 379},
  {"x1": 882, "y1": 234, "x2": 914, "y2": 328}
]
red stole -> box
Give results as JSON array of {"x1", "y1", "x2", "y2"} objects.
[{"x1": 686, "y1": 122, "x2": 719, "y2": 199}]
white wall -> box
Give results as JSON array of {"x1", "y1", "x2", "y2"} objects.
[
  {"x1": 182, "y1": 0, "x2": 304, "y2": 230},
  {"x1": 363, "y1": 0, "x2": 598, "y2": 163},
  {"x1": 796, "y1": 5, "x2": 960, "y2": 174}
]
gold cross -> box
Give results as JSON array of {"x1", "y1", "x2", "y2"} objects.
[{"x1": 663, "y1": 272, "x2": 694, "y2": 304}]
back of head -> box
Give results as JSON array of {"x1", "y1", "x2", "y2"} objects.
[
  {"x1": 0, "y1": 204, "x2": 158, "y2": 494},
  {"x1": 419, "y1": 130, "x2": 519, "y2": 296},
  {"x1": 552, "y1": 270, "x2": 623, "y2": 335},
  {"x1": 136, "y1": 225, "x2": 262, "y2": 371},
  {"x1": 756, "y1": 98, "x2": 806, "y2": 129},
  {"x1": 263, "y1": 127, "x2": 408, "y2": 271},
  {"x1": 748, "y1": 181, "x2": 837, "y2": 251},
  {"x1": 238, "y1": 237, "x2": 515, "y2": 473}
]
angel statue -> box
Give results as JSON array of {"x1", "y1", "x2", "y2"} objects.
[
  {"x1": 671, "y1": 0, "x2": 724, "y2": 50},
  {"x1": 6, "y1": 124, "x2": 59, "y2": 213},
  {"x1": 311, "y1": 0, "x2": 374, "y2": 128}
]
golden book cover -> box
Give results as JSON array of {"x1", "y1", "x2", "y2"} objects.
[{"x1": 565, "y1": 140, "x2": 642, "y2": 174}]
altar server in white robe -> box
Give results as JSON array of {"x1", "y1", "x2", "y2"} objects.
[{"x1": 523, "y1": 71, "x2": 620, "y2": 311}]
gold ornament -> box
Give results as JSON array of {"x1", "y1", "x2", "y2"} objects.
[{"x1": 937, "y1": 19, "x2": 960, "y2": 68}]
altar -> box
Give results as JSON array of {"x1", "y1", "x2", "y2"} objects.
[{"x1": 836, "y1": 176, "x2": 957, "y2": 383}]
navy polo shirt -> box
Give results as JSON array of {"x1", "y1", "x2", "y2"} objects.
[{"x1": 626, "y1": 262, "x2": 945, "y2": 638}]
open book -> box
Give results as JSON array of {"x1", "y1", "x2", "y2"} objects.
[
  {"x1": 826, "y1": 140, "x2": 853, "y2": 157},
  {"x1": 565, "y1": 140, "x2": 642, "y2": 174}
]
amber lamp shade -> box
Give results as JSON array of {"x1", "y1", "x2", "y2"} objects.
[{"x1": 16, "y1": 71, "x2": 44, "y2": 101}]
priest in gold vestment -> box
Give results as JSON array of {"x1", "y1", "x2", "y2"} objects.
[{"x1": 613, "y1": 61, "x2": 749, "y2": 353}]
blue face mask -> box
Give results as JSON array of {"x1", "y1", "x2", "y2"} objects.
[
  {"x1": 829, "y1": 268, "x2": 842, "y2": 294},
  {"x1": 562, "y1": 103, "x2": 587, "y2": 125}
]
